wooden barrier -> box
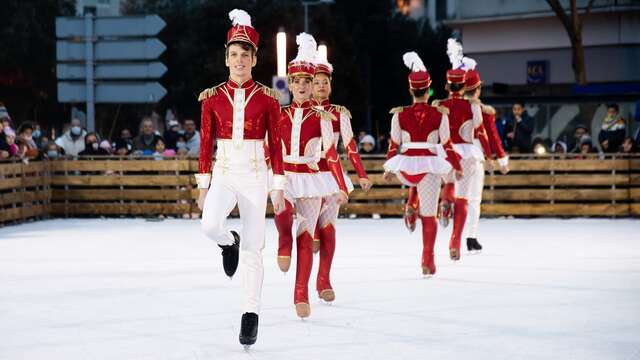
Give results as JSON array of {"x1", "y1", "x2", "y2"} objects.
[{"x1": 1, "y1": 154, "x2": 639, "y2": 225}]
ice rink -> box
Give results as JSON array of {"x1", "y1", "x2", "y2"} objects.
[{"x1": 0, "y1": 218, "x2": 638, "y2": 360}]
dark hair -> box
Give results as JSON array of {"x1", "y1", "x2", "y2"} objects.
[
  {"x1": 84, "y1": 132, "x2": 99, "y2": 144},
  {"x1": 226, "y1": 41, "x2": 256, "y2": 57},
  {"x1": 513, "y1": 100, "x2": 525, "y2": 107},
  {"x1": 447, "y1": 83, "x2": 464, "y2": 93},
  {"x1": 17, "y1": 122, "x2": 34, "y2": 134},
  {"x1": 411, "y1": 88, "x2": 428, "y2": 98},
  {"x1": 607, "y1": 103, "x2": 619, "y2": 112}
]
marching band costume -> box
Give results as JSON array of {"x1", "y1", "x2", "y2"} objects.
[
  {"x1": 275, "y1": 33, "x2": 349, "y2": 318},
  {"x1": 196, "y1": 9, "x2": 285, "y2": 347},
  {"x1": 309, "y1": 54, "x2": 370, "y2": 302},
  {"x1": 383, "y1": 52, "x2": 461, "y2": 276},
  {"x1": 462, "y1": 58, "x2": 509, "y2": 251}
]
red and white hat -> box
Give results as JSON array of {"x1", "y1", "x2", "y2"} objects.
[
  {"x1": 461, "y1": 57, "x2": 481, "y2": 91},
  {"x1": 287, "y1": 33, "x2": 317, "y2": 79},
  {"x1": 226, "y1": 9, "x2": 259, "y2": 49},
  {"x1": 446, "y1": 38, "x2": 466, "y2": 84},
  {"x1": 402, "y1": 52, "x2": 431, "y2": 90},
  {"x1": 315, "y1": 46, "x2": 333, "y2": 76}
]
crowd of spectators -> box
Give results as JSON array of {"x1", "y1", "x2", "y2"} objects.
[{"x1": 0, "y1": 103, "x2": 201, "y2": 162}]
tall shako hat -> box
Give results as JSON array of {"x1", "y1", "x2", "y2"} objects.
[
  {"x1": 446, "y1": 38, "x2": 466, "y2": 85},
  {"x1": 403, "y1": 51, "x2": 431, "y2": 90},
  {"x1": 226, "y1": 9, "x2": 259, "y2": 49},
  {"x1": 287, "y1": 33, "x2": 317, "y2": 79}
]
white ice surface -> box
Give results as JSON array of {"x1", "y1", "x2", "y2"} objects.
[{"x1": 0, "y1": 218, "x2": 638, "y2": 360}]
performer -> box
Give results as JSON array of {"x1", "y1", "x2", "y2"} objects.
[
  {"x1": 435, "y1": 39, "x2": 484, "y2": 261},
  {"x1": 382, "y1": 52, "x2": 461, "y2": 276},
  {"x1": 462, "y1": 57, "x2": 510, "y2": 252},
  {"x1": 308, "y1": 50, "x2": 372, "y2": 302},
  {"x1": 275, "y1": 33, "x2": 349, "y2": 318},
  {"x1": 195, "y1": 9, "x2": 286, "y2": 347}
]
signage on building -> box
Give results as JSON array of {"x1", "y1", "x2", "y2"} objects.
[{"x1": 527, "y1": 60, "x2": 548, "y2": 84}]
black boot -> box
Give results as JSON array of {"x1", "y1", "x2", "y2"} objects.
[
  {"x1": 239, "y1": 312, "x2": 259, "y2": 347},
  {"x1": 466, "y1": 237, "x2": 482, "y2": 251},
  {"x1": 219, "y1": 231, "x2": 240, "y2": 278}
]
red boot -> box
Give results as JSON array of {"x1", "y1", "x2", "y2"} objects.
[
  {"x1": 275, "y1": 200, "x2": 294, "y2": 272},
  {"x1": 449, "y1": 198, "x2": 468, "y2": 261},
  {"x1": 294, "y1": 231, "x2": 313, "y2": 318},
  {"x1": 312, "y1": 223, "x2": 321, "y2": 254},
  {"x1": 439, "y1": 183, "x2": 455, "y2": 227},
  {"x1": 420, "y1": 216, "x2": 437, "y2": 276},
  {"x1": 404, "y1": 187, "x2": 419, "y2": 233},
  {"x1": 316, "y1": 224, "x2": 336, "y2": 302}
]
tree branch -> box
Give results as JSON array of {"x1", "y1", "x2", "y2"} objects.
[
  {"x1": 579, "y1": 0, "x2": 598, "y2": 32},
  {"x1": 546, "y1": 0, "x2": 575, "y2": 38}
]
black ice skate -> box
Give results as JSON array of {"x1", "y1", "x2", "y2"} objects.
[
  {"x1": 239, "y1": 312, "x2": 259, "y2": 348},
  {"x1": 219, "y1": 231, "x2": 240, "y2": 278},
  {"x1": 466, "y1": 237, "x2": 483, "y2": 252}
]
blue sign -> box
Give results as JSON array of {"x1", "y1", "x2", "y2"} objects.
[{"x1": 527, "y1": 60, "x2": 548, "y2": 84}]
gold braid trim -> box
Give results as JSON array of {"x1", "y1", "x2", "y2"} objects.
[
  {"x1": 256, "y1": 81, "x2": 281, "y2": 102},
  {"x1": 197, "y1": 82, "x2": 225, "y2": 101},
  {"x1": 316, "y1": 109, "x2": 337, "y2": 121},
  {"x1": 333, "y1": 105, "x2": 352, "y2": 119},
  {"x1": 435, "y1": 106, "x2": 450, "y2": 115},
  {"x1": 389, "y1": 106, "x2": 405, "y2": 114},
  {"x1": 431, "y1": 99, "x2": 441, "y2": 107},
  {"x1": 481, "y1": 104, "x2": 496, "y2": 115}
]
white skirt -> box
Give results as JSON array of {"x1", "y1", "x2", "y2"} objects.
[
  {"x1": 383, "y1": 155, "x2": 452, "y2": 176},
  {"x1": 317, "y1": 171, "x2": 355, "y2": 194},
  {"x1": 285, "y1": 172, "x2": 344, "y2": 199},
  {"x1": 454, "y1": 143, "x2": 484, "y2": 160}
]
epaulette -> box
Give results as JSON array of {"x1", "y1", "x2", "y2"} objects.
[
  {"x1": 435, "y1": 106, "x2": 450, "y2": 115},
  {"x1": 431, "y1": 99, "x2": 441, "y2": 107},
  {"x1": 316, "y1": 108, "x2": 337, "y2": 121},
  {"x1": 197, "y1": 82, "x2": 224, "y2": 101},
  {"x1": 256, "y1": 81, "x2": 281, "y2": 101},
  {"x1": 389, "y1": 106, "x2": 405, "y2": 114},
  {"x1": 333, "y1": 105, "x2": 352, "y2": 119},
  {"x1": 481, "y1": 104, "x2": 496, "y2": 115}
]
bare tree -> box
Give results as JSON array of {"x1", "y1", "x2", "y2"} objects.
[{"x1": 546, "y1": 0, "x2": 597, "y2": 85}]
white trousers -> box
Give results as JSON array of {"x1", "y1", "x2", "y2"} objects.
[
  {"x1": 201, "y1": 162, "x2": 268, "y2": 314},
  {"x1": 464, "y1": 160, "x2": 485, "y2": 239}
]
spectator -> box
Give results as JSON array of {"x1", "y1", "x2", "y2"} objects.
[
  {"x1": 16, "y1": 122, "x2": 39, "y2": 159},
  {"x1": 576, "y1": 135, "x2": 597, "y2": 159},
  {"x1": 569, "y1": 124, "x2": 589, "y2": 153},
  {"x1": 357, "y1": 130, "x2": 367, "y2": 143},
  {"x1": 133, "y1": 117, "x2": 162, "y2": 155},
  {"x1": 113, "y1": 128, "x2": 134, "y2": 154},
  {"x1": 622, "y1": 137, "x2": 637, "y2": 154},
  {"x1": 0, "y1": 117, "x2": 10, "y2": 159},
  {"x1": 99, "y1": 140, "x2": 113, "y2": 154},
  {"x1": 598, "y1": 103, "x2": 626, "y2": 153},
  {"x1": 376, "y1": 134, "x2": 389, "y2": 154},
  {"x1": 359, "y1": 134, "x2": 376, "y2": 155},
  {"x1": 163, "y1": 119, "x2": 181, "y2": 150},
  {"x1": 175, "y1": 135, "x2": 189, "y2": 156},
  {"x1": 114, "y1": 139, "x2": 130, "y2": 156},
  {"x1": 183, "y1": 118, "x2": 200, "y2": 156},
  {"x1": 0, "y1": 102, "x2": 12, "y2": 132},
  {"x1": 505, "y1": 101, "x2": 534, "y2": 153},
  {"x1": 495, "y1": 108, "x2": 509, "y2": 150},
  {"x1": 152, "y1": 137, "x2": 175, "y2": 159},
  {"x1": 38, "y1": 136, "x2": 50, "y2": 151},
  {"x1": 551, "y1": 140, "x2": 567, "y2": 154},
  {"x1": 4, "y1": 128, "x2": 19, "y2": 157},
  {"x1": 44, "y1": 142, "x2": 63, "y2": 160},
  {"x1": 55, "y1": 118, "x2": 87, "y2": 156},
  {"x1": 79, "y1": 132, "x2": 110, "y2": 156},
  {"x1": 31, "y1": 123, "x2": 43, "y2": 143}
]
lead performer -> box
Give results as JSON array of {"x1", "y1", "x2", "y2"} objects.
[
  {"x1": 275, "y1": 33, "x2": 349, "y2": 318},
  {"x1": 382, "y1": 52, "x2": 461, "y2": 276},
  {"x1": 195, "y1": 9, "x2": 285, "y2": 347},
  {"x1": 308, "y1": 50, "x2": 372, "y2": 302}
]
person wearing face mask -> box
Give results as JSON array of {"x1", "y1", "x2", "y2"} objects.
[
  {"x1": 44, "y1": 142, "x2": 63, "y2": 160},
  {"x1": 79, "y1": 132, "x2": 110, "y2": 156},
  {"x1": 175, "y1": 135, "x2": 189, "y2": 156},
  {"x1": 55, "y1": 118, "x2": 87, "y2": 156}
]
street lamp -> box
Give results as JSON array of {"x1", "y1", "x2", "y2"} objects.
[
  {"x1": 301, "y1": 0, "x2": 334, "y2": 33},
  {"x1": 276, "y1": 29, "x2": 287, "y2": 77}
]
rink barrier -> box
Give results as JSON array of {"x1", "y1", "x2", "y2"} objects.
[{"x1": 0, "y1": 154, "x2": 638, "y2": 224}]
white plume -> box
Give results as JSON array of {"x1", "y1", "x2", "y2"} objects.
[
  {"x1": 446, "y1": 38, "x2": 463, "y2": 69},
  {"x1": 229, "y1": 9, "x2": 252, "y2": 27},
  {"x1": 461, "y1": 57, "x2": 477, "y2": 71},
  {"x1": 316, "y1": 45, "x2": 334, "y2": 71},
  {"x1": 402, "y1": 51, "x2": 426, "y2": 72},
  {"x1": 292, "y1": 33, "x2": 318, "y2": 63}
]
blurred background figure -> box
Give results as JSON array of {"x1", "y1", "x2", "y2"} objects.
[
  {"x1": 359, "y1": 134, "x2": 376, "y2": 155},
  {"x1": 133, "y1": 117, "x2": 162, "y2": 155},
  {"x1": 505, "y1": 101, "x2": 534, "y2": 153},
  {"x1": 55, "y1": 118, "x2": 86, "y2": 156},
  {"x1": 598, "y1": 103, "x2": 626, "y2": 152}
]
